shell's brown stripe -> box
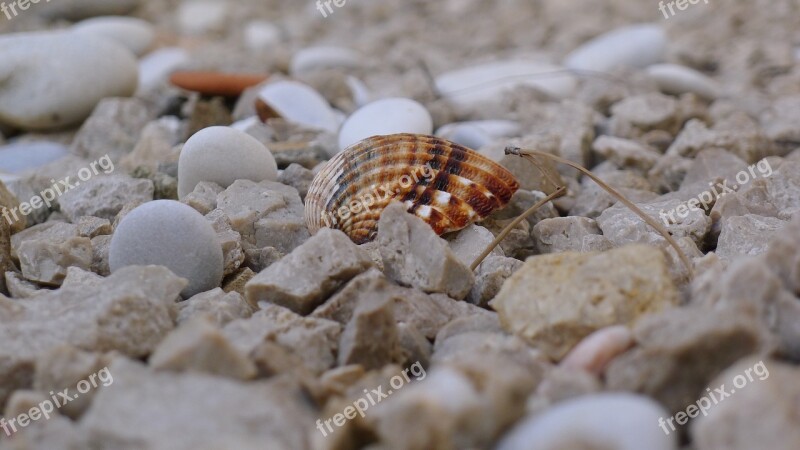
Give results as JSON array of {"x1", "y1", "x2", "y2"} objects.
[{"x1": 304, "y1": 133, "x2": 521, "y2": 242}]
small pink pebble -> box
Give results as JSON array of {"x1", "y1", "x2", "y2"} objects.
[{"x1": 560, "y1": 325, "x2": 634, "y2": 375}]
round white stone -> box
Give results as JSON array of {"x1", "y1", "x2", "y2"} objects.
[
  {"x1": 109, "y1": 200, "x2": 224, "y2": 298},
  {"x1": 290, "y1": 46, "x2": 362, "y2": 76},
  {"x1": 564, "y1": 24, "x2": 666, "y2": 73},
  {"x1": 338, "y1": 98, "x2": 433, "y2": 151},
  {"x1": 137, "y1": 47, "x2": 190, "y2": 93},
  {"x1": 0, "y1": 31, "x2": 138, "y2": 131},
  {"x1": 257, "y1": 81, "x2": 340, "y2": 133},
  {"x1": 436, "y1": 120, "x2": 522, "y2": 149},
  {"x1": 36, "y1": 0, "x2": 140, "y2": 20},
  {"x1": 0, "y1": 141, "x2": 69, "y2": 174},
  {"x1": 645, "y1": 64, "x2": 721, "y2": 100},
  {"x1": 177, "y1": 126, "x2": 278, "y2": 199},
  {"x1": 497, "y1": 393, "x2": 677, "y2": 450},
  {"x1": 177, "y1": 0, "x2": 228, "y2": 35},
  {"x1": 72, "y1": 16, "x2": 156, "y2": 56},
  {"x1": 243, "y1": 20, "x2": 282, "y2": 52},
  {"x1": 435, "y1": 60, "x2": 577, "y2": 108}
]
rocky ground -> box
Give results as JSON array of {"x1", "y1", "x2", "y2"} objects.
[{"x1": 0, "y1": 0, "x2": 799, "y2": 449}]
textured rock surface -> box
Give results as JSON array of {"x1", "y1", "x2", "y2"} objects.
[
  {"x1": 59, "y1": 175, "x2": 154, "y2": 222},
  {"x1": 245, "y1": 228, "x2": 372, "y2": 314},
  {"x1": 378, "y1": 203, "x2": 475, "y2": 299},
  {"x1": 491, "y1": 245, "x2": 679, "y2": 359}
]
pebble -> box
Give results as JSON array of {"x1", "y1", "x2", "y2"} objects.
[
  {"x1": 564, "y1": 24, "x2": 666, "y2": 73},
  {"x1": 645, "y1": 64, "x2": 721, "y2": 100},
  {"x1": 36, "y1": 0, "x2": 140, "y2": 20},
  {"x1": 436, "y1": 120, "x2": 522, "y2": 149},
  {"x1": 243, "y1": 20, "x2": 283, "y2": 51},
  {"x1": 255, "y1": 81, "x2": 340, "y2": 133},
  {"x1": 137, "y1": 48, "x2": 191, "y2": 92},
  {"x1": 0, "y1": 142, "x2": 68, "y2": 174},
  {"x1": 72, "y1": 16, "x2": 156, "y2": 57},
  {"x1": 170, "y1": 71, "x2": 269, "y2": 97},
  {"x1": 337, "y1": 98, "x2": 433, "y2": 151},
  {"x1": 290, "y1": 46, "x2": 362, "y2": 76},
  {"x1": 109, "y1": 200, "x2": 224, "y2": 298},
  {"x1": 497, "y1": 393, "x2": 677, "y2": 450},
  {"x1": 177, "y1": 0, "x2": 229, "y2": 35},
  {"x1": 0, "y1": 32, "x2": 138, "y2": 130},
  {"x1": 491, "y1": 245, "x2": 678, "y2": 360},
  {"x1": 177, "y1": 126, "x2": 278, "y2": 199},
  {"x1": 435, "y1": 60, "x2": 577, "y2": 109}
]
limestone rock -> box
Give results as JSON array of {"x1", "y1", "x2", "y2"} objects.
[
  {"x1": 338, "y1": 296, "x2": 402, "y2": 370},
  {"x1": 59, "y1": 175, "x2": 154, "y2": 222},
  {"x1": 716, "y1": 214, "x2": 786, "y2": 261},
  {"x1": 17, "y1": 235, "x2": 93, "y2": 286},
  {"x1": 150, "y1": 317, "x2": 257, "y2": 380},
  {"x1": 70, "y1": 98, "x2": 152, "y2": 162},
  {"x1": 533, "y1": 216, "x2": 605, "y2": 254},
  {"x1": 177, "y1": 288, "x2": 252, "y2": 327},
  {"x1": 245, "y1": 228, "x2": 372, "y2": 314},
  {"x1": 491, "y1": 245, "x2": 679, "y2": 360},
  {"x1": 378, "y1": 203, "x2": 474, "y2": 299},
  {"x1": 466, "y1": 256, "x2": 523, "y2": 307}
]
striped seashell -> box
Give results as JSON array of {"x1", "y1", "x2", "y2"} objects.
[{"x1": 305, "y1": 133, "x2": 520, "y2": 244}]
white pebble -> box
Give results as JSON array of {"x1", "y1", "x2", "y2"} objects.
[
  {"x1": 645, "y1": 64, "x2": 720, "y2": 100},
  {"x1": 497, "y1": 393, "x2": 677, "y2": 450},
  {"x1": 0, "y1": 142, "x2": 69, "y2": 174},
  {"x1": 435, "y1": 60, "x2": 577, "y2": 109},
  {"x1": 0, "y1": 31, "x2": 138, "y2": 131},
  {"x1": 243, "y1": 20, "x2": 282, "y2": 52},
  {"x1": 177, "y1": 126, "x2": 277, "y2": 199},
  {"x1": 72, "y1": 16, "x2": 155, "y2": 56},
  {"x1": 137, "y1": 47, "x2": 190, "y2": 93},
  {"x1": 337, "y1": 98, "x2": 433, "y2": 151},
  {"x1": 564, "y1": 24, "x2": 666, "y2": 73},
  {"x1": 109, "y1": 200, "x2": 224, "y2": 298},
  {"x1": 345, "y1": 76, "x2": 371, "y2": 107},
  {"x1": 257, "y1": 80, "x2": 340, "y2": 133},
  {"x1": 560, "y1": 325, "x2": 633, "y2": 375},
  {"x1": 436, "y1": 120, "x2": 521, "y2": 149},
  {"x1": 290, "y1": 46, "x2": 362, "y2": 76},
  {"x1": 178, "y1": 0, "x2": 228, "y2": 35}
]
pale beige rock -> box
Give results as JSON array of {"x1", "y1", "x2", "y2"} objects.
[
  {"x1": 79, "y1": 357, "x2": 317, "y2": 450},
  {"x1": 525, "y1": 366, "x2": 602, "y2": 415},
  {"x1": 667, "y1": 115, "x2": 773, "y2": 164},
  {"x1": 245, "y1": 228, "x2": 373, "y2": 314},
  {"x1": 312, "y1": 268, "x2": 490, "y2": 339},
  {"x1": 222, "y1": 267, "x2": 256, "y2": 297},
  {"x1": 59, "y1": 175, "x2": 154, "y2": 222},
  {"x1": 533, "y1": 216, "x2": 604, "y2": 254},
  {"x1": 216, "y1": 179, "x2": 309, "y2": 253},
  {"x1": 592, "y1": 135, "x2": 661, "y2": 172},
  {"x1": 692, "y1": 358, "x2": 800, "y2": 450},
  {"x1": 76, "y1": 216, "x2": 112, "y2": 238},
  {"x1": 222, "y1": 304, "x2": 342, "y2": 375},
  {"x1": 378, "y1": 203, "x2": 474, "y2": 299},
  {"x1": 206, "y1": 209, "x2": 245, "y2": 276},
  {"x1": 491, "y1": 245, "x2": 679, "y2": 360},
  {"x1": 183, "y1": 181, "x2": 223, "y2": 215},
  {"x1": 467, "y1": 256, "x2": 523, "y2": 307},
  {"x1": 90, "y1": 234, "x2": 111, "y2": 276},
  {"x1": 609, "y1": 93, "x2": 682, "y2": 138},
  {"x1": 121, "y1": 117, "x2": 184, "y2": 172},
  {"x1": 716, "y1": 214, "x2": 786, "y2": 261},
  {"x1": 0, "y1": 266, "x2": 184, "y2": 405},
  {"x1": 17, "y1": 236, "x2": 93, "y2": 286},
  {"x1": 177, "y1": 288, "x2": 252, "y2": 327},
  {"x1": 70, "y1": 98, "x2": 153, "y2": 162},
  {"x1": 33, "y1": 345, "x2": 112, "y2": 418},
  {"x1": 5, "y1": 271, "x2": 42, "y2": 299},
  {"x1": 606, "y1": 307, "x2": 763, "y2": 414},
  {"x1": 338, "y1": 296, "x2": 402, "y2": 370},
  {"x1": 150, "y1": 317, "x2": 257, "y2": 380}
]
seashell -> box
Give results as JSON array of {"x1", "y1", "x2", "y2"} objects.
[
  {"x1": 305, "y1": 133, "x2": 520, "y2": 244},
  {"x1": 255, "y1": 80, "x2": 340, "y2": 133}
]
